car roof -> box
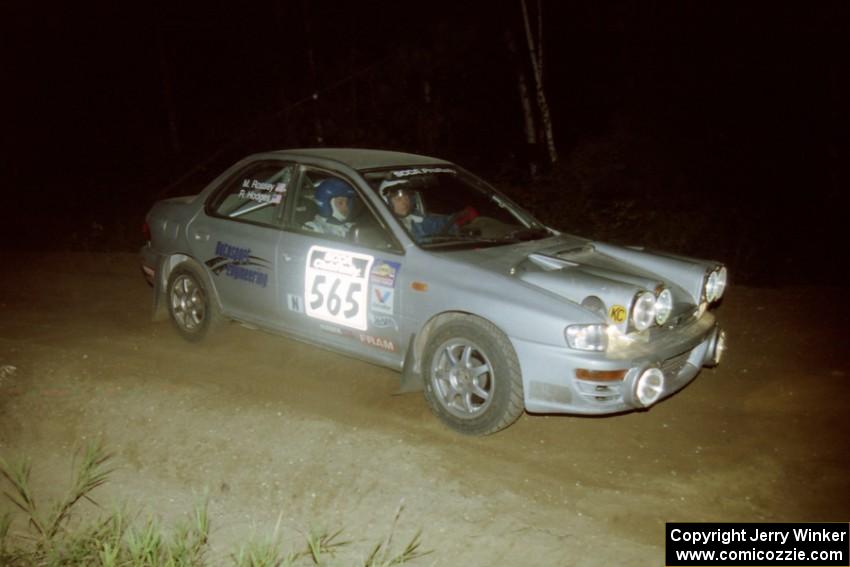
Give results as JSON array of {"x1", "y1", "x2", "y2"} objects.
[{"x1": 268, "y1": 148, "x2": 452, "y2": 171}]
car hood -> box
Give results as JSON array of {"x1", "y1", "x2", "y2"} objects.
[{"x1": 445, "y1": 234, "x2": 715, "y2": 328}]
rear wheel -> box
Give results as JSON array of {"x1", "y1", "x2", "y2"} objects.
[
  {"x1": 167, "y1": 264, "x2": 219, "y2": 342},
  {"x1": 423, "y1": 316, "x2": 524, "y2": 435}
]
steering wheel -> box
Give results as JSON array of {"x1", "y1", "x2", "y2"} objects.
[{"x1": 433, "y1": 207, "x2": 478, "y2": 236}]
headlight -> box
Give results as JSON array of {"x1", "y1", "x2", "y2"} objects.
[
  {"x1": 705, "y1": 270, "x2": 718, "y2": 301},
  {"x1": 714, "y1": 266, "x2": 727, "y2": 300},
  {"x1": 655, "y1": 288, "x2": 673, "y2": 325},
  {"x1": 704, "y1": 266, "x2": 728, "y2": 303},
  {"x1": 632, "y1": 291, "x2": 656, "y2": 331},
  {"x1": 565, "y1": 324, "x2": 609, "y2": 351}
]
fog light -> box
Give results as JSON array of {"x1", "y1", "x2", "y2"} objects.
[{"x1": 635, "y1": 367, "x2": 665, "y2": 407}]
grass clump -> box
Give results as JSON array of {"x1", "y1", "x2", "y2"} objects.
[
  {"x1": 0, "y1": 441, "x2": 209, "y2": 566},
  {"x1": 230, "y1": 504, "x2": 428, "y2": 567},
  {"x1": 362, "y1": 502, "x2": 426, "y2": 567},
  {"x1": 0, "y1": 443, "x2": 429, "y2": 566}
]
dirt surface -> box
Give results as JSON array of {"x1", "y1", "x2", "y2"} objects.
[{"x1": 1, "y1": 252, "x2": 848, "y2": 565}]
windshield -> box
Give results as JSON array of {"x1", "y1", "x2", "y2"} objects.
[{"x1": 363, "y1": 166, "x2": 550, "y2": 249}]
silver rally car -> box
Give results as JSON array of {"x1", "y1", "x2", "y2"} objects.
[{"x1": 141, "y1": 148, "x2": 727, "y2": 435}]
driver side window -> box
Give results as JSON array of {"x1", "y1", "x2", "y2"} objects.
[{"x1": 290, "y1": 168, "x2": 398, "y2": 251}]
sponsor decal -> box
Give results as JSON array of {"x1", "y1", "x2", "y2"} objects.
[
  {"x1": 358, "y1": 333, "x2": 395, "y2": 352},
  {"x1": 609, "y1": 304, "x2": 627, "y2": 323},
  {"x1": 370, "y1": 259, "x2": 400, "y2": 287},
  {"x1": 310, "y1": 249, "x2": 369, "y2": 278},
  {"x1": 371, "y1": 285, "x2": 394, "y2": 315},
  {"x1": 237, "y1": 179, "x2": 286, "y2": 204},
  {"x1": 368, "y1": 313, "x2": 398, "y2": 330},
  {"x1": 206, "y1": 241, "x2": 270, "y2": 288},
  {"x1": 305, "y1": 246, "x2": 374, "y2": 330},
  {"x1": 391, "y1": 167, "x2": 456, "y2": 178},
  {"x1": 286, "y1": 293, "x2": 304, "y2": 313},
  {"x1": 214, "y1": 241, "x2": 250, "y2": 263},
  {"x1": 319, "y1": 323, "x2": 355, "y2": 337}
]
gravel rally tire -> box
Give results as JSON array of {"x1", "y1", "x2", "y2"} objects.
[
  {"x1": 166, "y1": 263, "x2": 220, "y2": 342},
  {"x1": 423, "y1": 316, "x2": 524, "y2": 435}
]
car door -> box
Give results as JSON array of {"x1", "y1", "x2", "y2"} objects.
[
  {"x1": 186, "y1": 160, "x2": 295, "y2": 325},
  {"x1": 277, "y1": 165, "x2": 408, "y2": 366}
]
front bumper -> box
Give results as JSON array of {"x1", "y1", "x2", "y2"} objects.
[
  {"x1": 140, "y1": 243, "x2": 158, "y2": 286},
  {"x1": 513, "y1": 312, "x2": 723, "y2": 414},
  {"x1": 140, "y1": 244, "x2": 171, "y2": 322}
]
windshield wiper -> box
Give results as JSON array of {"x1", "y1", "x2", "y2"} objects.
[
  {"x1": 500, "y1": 227, "x2": 552, "y2": 242},
  {"x1": 419, "y1": 227, "x2": 552, "y2": 249},
  {"x1": 419, "y1": 235, "x2": 506, "y2": 248}
]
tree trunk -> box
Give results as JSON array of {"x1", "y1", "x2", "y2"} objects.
[
  {"x1": 301, "y1": 0, "x2": 323, "y2": 145},
  {"x1": 520, "y1": 0, "x2": 557, "y2": 165},
  {"x1": 156, "y1": 28, "x2": 181, "y2": 155},
  {"x1": 505, "y1": 29, "x2": 539, "y2": 177},
  {"x1": 350, "y1": 49, "x2": 358, "y2": 138}
]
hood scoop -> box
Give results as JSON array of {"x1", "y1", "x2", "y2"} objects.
[
  {"x1": 526, "y1": 244, "x2": 596, "y2": 271},
  {"x1": 527, "y1": 252, "x2": 578, "y2": 271},
  {"x1": 555, "y1": 243, "x2": 597, "y2": 261}
]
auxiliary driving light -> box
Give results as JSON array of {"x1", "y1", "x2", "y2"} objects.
[
  {"x1": 632, "y1": 291, "x2": 657, "y2": 331},
  {"x1": 655, "y1": 288, "x2": 673, "y2": 325}
]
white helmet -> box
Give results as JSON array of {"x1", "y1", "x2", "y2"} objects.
[{"x1": 379, "y1": 179, "x2": 411, "y2": 202}]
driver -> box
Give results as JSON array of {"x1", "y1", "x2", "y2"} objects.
[
  {"x1": 381, "y1": 179, "x2": 455, "y2": 242},
  {"x1": 304, "y1": 177, "x2": 357, "y2": 238}
]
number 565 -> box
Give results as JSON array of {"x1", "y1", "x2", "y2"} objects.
[{"x1": 309, "y1": 275, "x2": 360, "y2": 318}]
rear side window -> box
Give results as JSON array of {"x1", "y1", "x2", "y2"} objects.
[{"x1": 208, "y1": 162, "x2": 294, "y2": 227}]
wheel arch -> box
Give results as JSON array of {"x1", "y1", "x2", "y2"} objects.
[
  {"x1": 153, "y1": 253, "x2": 224, "y2": 321},
  {"x1": 414, "y1": 310, "x2": 525, "y2": 434},
  {"x1": 400, "y1": 310, "x2": 512, "y2": 393}
]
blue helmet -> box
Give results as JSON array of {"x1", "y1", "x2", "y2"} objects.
[{"x1": 314, "y1": 178, "x2": 356, "y2": 219}]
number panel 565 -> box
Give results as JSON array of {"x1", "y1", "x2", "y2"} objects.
[{"x1": 304, "y1": 246, "x2": 374, "y2": 331}]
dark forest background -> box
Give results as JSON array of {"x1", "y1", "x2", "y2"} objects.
[{"x1": 3, "y1": 1, "x2": 847, "y2": 285}]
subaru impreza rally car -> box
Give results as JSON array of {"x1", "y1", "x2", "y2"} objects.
[{"x1": 141, "y1": 148, "x2": 727, "y2": 435}]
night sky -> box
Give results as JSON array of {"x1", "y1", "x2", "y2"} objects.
[{"x1": 5, "y1": 1, "x2": 847, "y2": 285}]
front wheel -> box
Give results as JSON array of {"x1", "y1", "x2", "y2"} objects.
[
  {"x1": 423, "y1": 316, "x2": 524, "y2": 435},
  {"x1": 166, "y1": 264, "x2": 220, "y2": 342}
]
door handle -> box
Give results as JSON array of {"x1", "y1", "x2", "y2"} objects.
[{"x1": 193, "y1": 230, "x2": 210, "y2": 241}]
